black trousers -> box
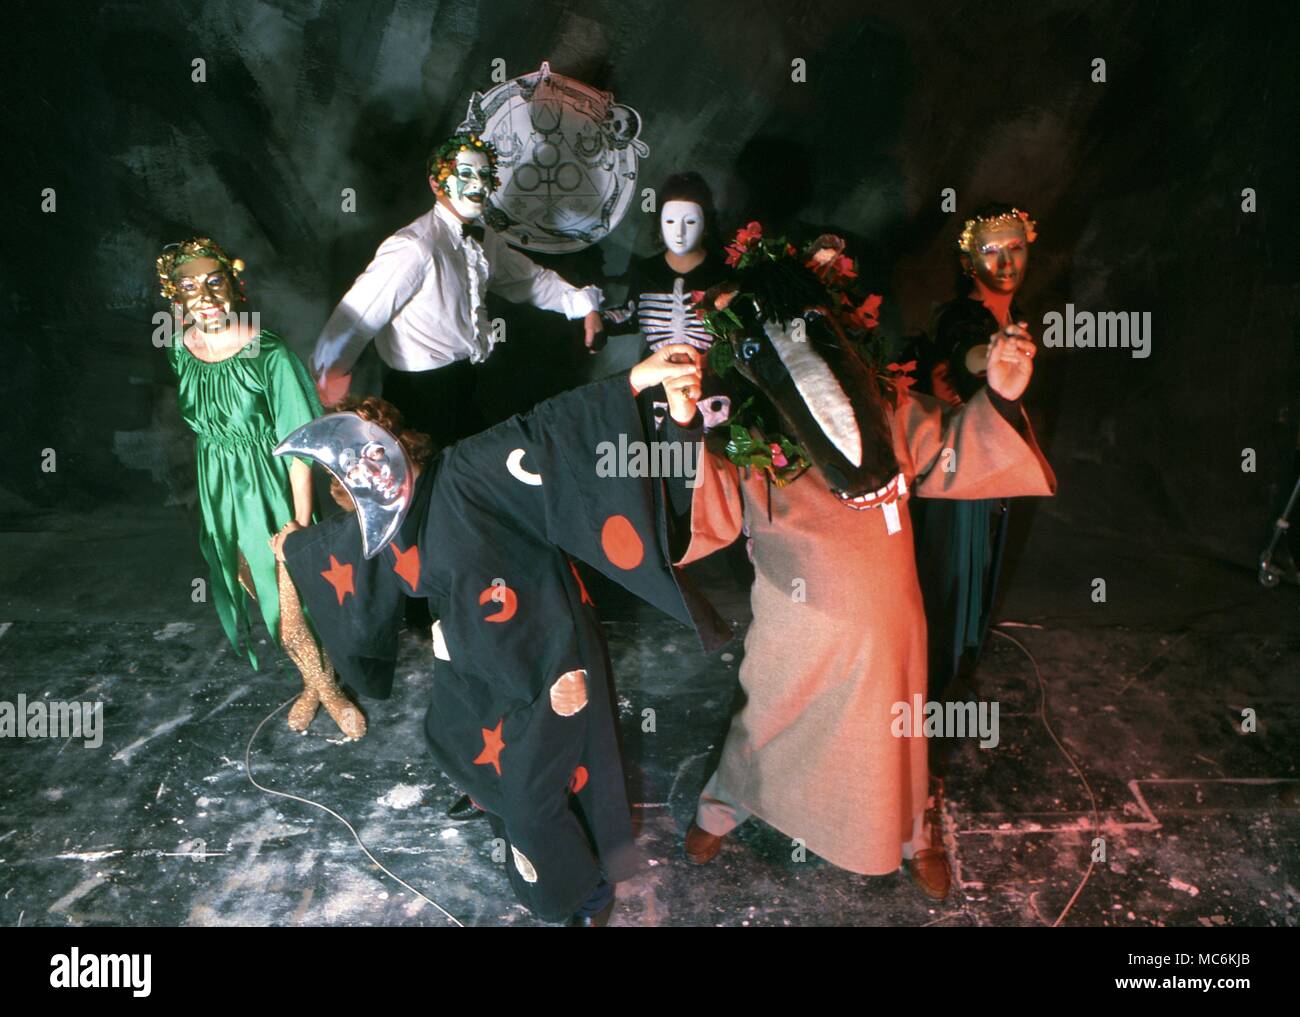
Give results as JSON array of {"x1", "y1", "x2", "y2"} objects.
[
  {"x1": 382, "y1": 360, "x2": 490, "y2": 632},
  {"x1": 381, "y1": 358, "x2": 489, "y2": 449}
]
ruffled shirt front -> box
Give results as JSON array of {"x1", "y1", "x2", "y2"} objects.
[{"x1": 312, "y1": 202, "x2": 602, "y2": 377}]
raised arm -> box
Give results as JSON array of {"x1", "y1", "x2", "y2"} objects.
[{"x1": 899, "y1": 329, "x2": 1055, "y2": 500}]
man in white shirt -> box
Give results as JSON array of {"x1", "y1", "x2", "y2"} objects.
[{"x1": 311, "y1": 132, "x2": 605, "y2": 447}]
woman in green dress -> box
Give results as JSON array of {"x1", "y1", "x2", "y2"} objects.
[{"x1": 157, "y1": 237, "x2": 365, "y2": 739}]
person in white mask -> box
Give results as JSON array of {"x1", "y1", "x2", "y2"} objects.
[{"x1": 603, "y1": 172, "x2": 734, "y2": 432}]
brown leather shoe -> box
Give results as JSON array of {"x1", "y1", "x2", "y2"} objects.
[
  {"x1": 684, "y1": 821, "x2": 724, "y2": 864},
  {"x1": 909, "y1": 847, "x2": 951, "y2": 901}
]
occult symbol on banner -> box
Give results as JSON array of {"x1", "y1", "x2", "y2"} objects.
[{"x1": 458, "y1": 61, "x2": 648, "y2": 253}]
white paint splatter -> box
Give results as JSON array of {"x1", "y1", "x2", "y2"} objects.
[
  {"x1": 112, "y1": 712, "x2": 194, "y2": 764},
  {"x1": 1169, "y1": 877, "x2": 1200, "y2": 896},
  {"x1": 202, "y1": 683, "x2": 251, "y2": 720},
  {"x1": 152, "y1": 622, "x2": 195, "y2": 641},
  {"x1": 54, "y1": 850, "x2": 123, "y2": 862},
  {"x1": 49, "y1": 875, "x2": 108, "y2": 914},
  {"x1": 377, "y1": 784, "x2": 425, "y2": 810}
]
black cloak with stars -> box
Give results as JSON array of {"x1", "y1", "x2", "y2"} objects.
[{"x1": 282, "y1": 373, "x2": 728, "y2": 921}]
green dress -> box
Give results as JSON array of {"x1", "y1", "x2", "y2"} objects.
[{"x1": 168, "y1": 330, "x2": 323, "y2": 664}]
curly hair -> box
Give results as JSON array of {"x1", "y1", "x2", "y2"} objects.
[
  {"x1": 335, "y1": 395, "x2": 436, "y2": 466},
  {"x1": 326, "y1": 396, "x2": 436, "y2": 511}
]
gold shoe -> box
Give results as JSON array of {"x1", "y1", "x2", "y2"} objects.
[
  {"x1": 314, "y1": 677, "x2": 366, "y2": 740},
  {"x1": 286, "y1": 688, "x2": 320, "y2": 733}
]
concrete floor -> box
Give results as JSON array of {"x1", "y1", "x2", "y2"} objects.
[{"x1": 0, "y1": 502, "x2": 1296, "y2": 927}]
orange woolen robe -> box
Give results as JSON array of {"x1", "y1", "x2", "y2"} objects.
[{"x1": 679, "y1": 388, "x2": 1057, "y2": 874}]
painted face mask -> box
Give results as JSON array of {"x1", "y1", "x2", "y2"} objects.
[
  {"x1": 443, "y1": 150, "x2": 495, "y2": 220},
  {"x1": 660, "y1": 200, "x2": 704, "y2": 256},
  {"x1": 967, "y1": 224, "x2": 1029, "y2": 294},
  {"x1": 175, "y1": 257, "x2": 235, "y2": 333}
]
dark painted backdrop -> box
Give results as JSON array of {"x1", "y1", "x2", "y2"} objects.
[{"x1": 4, "y1": 0, "x2": 1297, "y2": 567}]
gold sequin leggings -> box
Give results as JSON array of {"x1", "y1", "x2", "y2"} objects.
[{"x1": 238, "y1": 554, "x2": 366, "y2": 739}]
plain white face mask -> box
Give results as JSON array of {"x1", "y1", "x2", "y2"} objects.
[{"x1": 660, "y1": 200, "x2": 705, "y2": 256}]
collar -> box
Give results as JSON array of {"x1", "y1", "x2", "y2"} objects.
[{"x1": 433, "y1": 201, "x2": 486, "y2": 246}]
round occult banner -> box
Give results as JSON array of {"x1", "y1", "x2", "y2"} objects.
[{"x1": 457, "y1": 61, "x2": 648, "y2": 254}]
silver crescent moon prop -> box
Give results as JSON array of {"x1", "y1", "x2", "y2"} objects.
[{"x1": 273, "y1": 413, "x2": 414, "y2": 559}]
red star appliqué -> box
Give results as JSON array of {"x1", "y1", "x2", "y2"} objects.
[
  {"x1": 473, "y1": 718, "x2": 506, "y2": 777},
  {"x1": 391, "y1": 542, "x2": 420, "y2": 593},
  {"x1": 321, "y1": 555, "x2": 355, "y2": 605},
  {"x1": 568, "y1": 560, "x2": 594, "y2": 606}
]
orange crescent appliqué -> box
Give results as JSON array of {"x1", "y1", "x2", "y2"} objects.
[{"x1": 478, "y1": 583, "x2": 518, "y2": 622}]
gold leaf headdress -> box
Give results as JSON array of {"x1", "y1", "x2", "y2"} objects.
[
  {"x1": 156, "y1": 237, "x2": 245, "y2": 301},
  {"x1": 957, "y1": 208, "x2": 1038, "y2": 256}
]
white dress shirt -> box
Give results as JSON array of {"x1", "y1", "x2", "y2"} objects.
[{"x1": 311, "y1": 201, "x2": 602, "y2": 379}]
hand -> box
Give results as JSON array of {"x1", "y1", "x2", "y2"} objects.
[
  {"x1": 930, "y1": 361, "x2": 962, "y2": 407},
  {"x1": 630, "y1": 344, "x2": 703, "y2": 424},
  {"x1": 318, "y1": 369, "x2": 352, "y2": 408},
  {"x1": 986, "y1": 322, "x2": 1036, "y2": 402},
  {"x1": 583, "y1": 310, "x2": 605, "y2": 354},
  {"x1": 269, "y1": 521, "x2": 304, "y2": 562}
]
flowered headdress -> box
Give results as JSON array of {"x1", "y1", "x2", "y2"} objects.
[
  {"x1": 156, "y1": 237, "x2": 245, "y2": 302},
  {"x1": 957, "y1": 206, "x2": 1038, "y2": 256},
  {"x1": 697, "y1": 222, "x2": 911, "y2": 486},
  {"x1": 428, "y1": 132, "x2": 500, "y2": 191}
]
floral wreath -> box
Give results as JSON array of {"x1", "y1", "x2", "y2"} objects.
[
  {"x1": 429, "y1": 132, "x2": 501, "y2": 192},
  {"x1": 957, "y1": 207, "x2": 1038, "y2": 256},
  {"x1": 700, "y1": 222, "x2": 916, "y2": 485},
  {"x1": 156, "y1": 237, "x2": 247, "y2": 303}
]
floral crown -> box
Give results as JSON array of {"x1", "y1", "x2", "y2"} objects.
[
  {"x1": 957, "y1": 207, "x2": 1038, "y2": 256},
  {"x1": 429, "y1": 132, "x2": 500, "y2": 190},
  {"x1": 156, "y1": 237, "x2": 245, "y2": 301},
  {"x1": 706, "y1": 223, "x2": 884, "y2": 344},
  {"x1": 696, "y1": 223, "x2": 910, "y2": 487}
]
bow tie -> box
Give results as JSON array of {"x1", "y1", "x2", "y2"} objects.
[{"x1": 461, "y1": 222, "x2": 485, "y2": 243}]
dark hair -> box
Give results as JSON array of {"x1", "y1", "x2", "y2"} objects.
[{"x1": 653, "y1": 171, "x2": 720, "y2": 252}]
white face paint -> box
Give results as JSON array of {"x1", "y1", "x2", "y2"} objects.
[
  {"x1": 763, "y1": 320, "x2": 863, "y2": 468},
  {"x1": 443, "y1": 150, "x2": 495, "y2": 220},
  {"x1": 660, "y1": 200, "x2": 705, "y2": 256}
]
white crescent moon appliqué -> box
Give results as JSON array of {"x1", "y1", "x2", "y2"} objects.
[{"x1": 506, "y1": 448, "x2": 543, "y2": 486}]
